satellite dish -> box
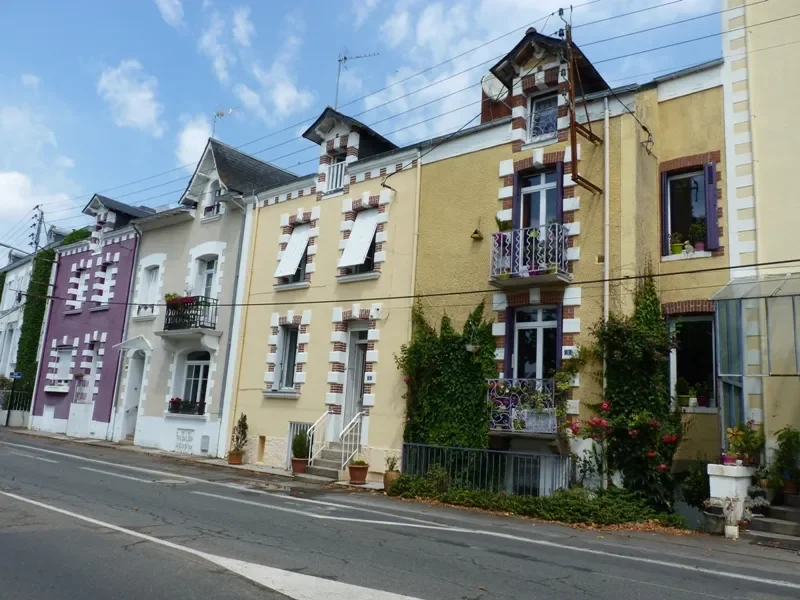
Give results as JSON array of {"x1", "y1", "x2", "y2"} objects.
[{"x1": 481, "y1": 73, "x2": 509, "y2": 102}]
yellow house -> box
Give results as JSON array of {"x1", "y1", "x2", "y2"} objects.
[
  {"x1": 415, "y1": 27, "x2": 730, "y2": 467},
  {"x1": 712, "y1": 0, "x2": 800, "y2": 452}
]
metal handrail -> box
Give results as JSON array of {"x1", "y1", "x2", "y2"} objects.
[
  {"x1": 339, "y1": 411, "x2": 365, "y2": 469},
  {"x1": 307, "y1": 410, "x2": 329, "y2": 464}
]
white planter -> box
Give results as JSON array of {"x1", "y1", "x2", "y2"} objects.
[
  {"x1": 724, "y1": 524, "x2": 739, "y2": 540},
  {"x1": 707, "y1": 464, "x2": 755, "y2": 525}
]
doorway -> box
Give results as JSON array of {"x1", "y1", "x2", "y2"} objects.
[
  {"x1": 123, "y1": 350, "x2": 145, "y2": 440},
  {"x1": 342, "y1": 328, "x2": 368, "y2": 429}
]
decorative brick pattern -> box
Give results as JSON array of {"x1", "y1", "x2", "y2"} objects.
[
  {"x1": 265, "y1": 311, "x2": 311, "y2": 393},
  {"x1": 275, "y1": 208, "x2": 320, "y2": 286},
  {"x1": 661, "y1": 300, "x2": 715, "y2": 315}
]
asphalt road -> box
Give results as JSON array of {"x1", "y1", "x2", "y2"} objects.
[{"x1": 1, "y1": 429, "x2": 800, "y2": 600}]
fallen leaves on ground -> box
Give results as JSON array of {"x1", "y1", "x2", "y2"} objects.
[{"x1": 572, "y1": 520, "x2": 696, "y2": 535}]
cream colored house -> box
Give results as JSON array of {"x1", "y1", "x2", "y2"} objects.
[
  {"x1": 713, "y1": 0, "x2": 800, "y2": 450},
  {"x1": 111, "y1": 139, "x2": 298, "y2": 455}
]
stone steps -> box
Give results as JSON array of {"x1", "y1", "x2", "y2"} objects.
[
  {"x1": 749, "y1": 516, "x2": 800, "y2": 537},
  {"x1": 311, "y1": 457, "x2": 341, "y2": 471},
  {"x1": 305, "y1": 465, "x2": 340, "y2": 480},
  {"x1": 766, "y1": 505, "x2": 800, "y2": 524},
  {"x1": 741, "y1": 529, "x2": 800, "y2": 551},
  {"x1": 786, "y1": 493, "x2": 800, "y2": 508}
]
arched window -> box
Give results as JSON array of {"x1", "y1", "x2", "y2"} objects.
[{"x1": 183, "y1": 350, "x2": 210, "y2": 406}]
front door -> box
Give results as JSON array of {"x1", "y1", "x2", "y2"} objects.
[
  {"x1": 343, "y1": 329, "x2": 368, "y2": 427},
  {"x1": 520, "y1": 172, "x2": 558, "y2": 272},
  {"x1": 123, "y1": 351, "x2": 145, "y2": 439}
]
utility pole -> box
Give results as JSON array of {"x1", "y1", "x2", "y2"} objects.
[
  {"x1": 335, "y1": 51, "x2": 379, "y2": 108},
  {"x1": 29, "y1": 205, "x2": 44, "y2": 254}
]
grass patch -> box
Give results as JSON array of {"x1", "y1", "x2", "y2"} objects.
[{"x1": 387, "y1": 474, "x2": 687, "y2": 528}]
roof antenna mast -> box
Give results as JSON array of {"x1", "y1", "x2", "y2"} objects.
[
  {"x1": 212, "y1": 107, "x2": 238, "y2": 138},
  {"x1": 335, "y1": 50, "x2": 379, "y2": 109}
]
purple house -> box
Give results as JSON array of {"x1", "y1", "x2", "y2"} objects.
[{"x1": 30, "y1": 195, "x2": 152, "y2": 439}]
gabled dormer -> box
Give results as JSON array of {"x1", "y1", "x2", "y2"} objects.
[
  {"x1": 83, "y1": 194, "x2": 154, "y2": 255},
  {"x1": 180, "y1": 138, "x2": 299, "y2": 219},
  {"x1": 302, "y1": 107, "x2": 398, "y2": 200}
]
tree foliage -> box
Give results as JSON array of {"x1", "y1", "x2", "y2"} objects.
[{"x1": 396, "y1": 302, "x2": 496, "y2": 449}]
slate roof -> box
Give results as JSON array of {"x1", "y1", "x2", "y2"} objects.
[
  {"x1": 302, "y1": 107, "x2": 398, "y2": 150},
  {"x1": 209, "y1": 139, "x2": 299, "y2": 194},
  {"x1": 84, "y1": 195, "x2": 157, "y2": 219}
]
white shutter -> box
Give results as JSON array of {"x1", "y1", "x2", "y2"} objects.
[
  {"x1": 338, "y1": 209, "x2": 379, "y2": 268},
  {"x1": 274, "y1": 224, "x2": 312, "y2": 278}
]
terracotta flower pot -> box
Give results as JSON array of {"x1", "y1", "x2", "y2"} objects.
[
  {"x1": 383, "y1": 470, "x2": 400, "y2": 492},
  {"x1": 228, "y1": 451, "x2": 243, "y2": 465},
  {"x1": 291, "y1": 457, "x2": 309, "y2": 474},
  {"x1": 348, "y1": 464, "x2": 369, "y2": 484}
]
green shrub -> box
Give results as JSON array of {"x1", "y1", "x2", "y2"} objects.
[
  {"x1": 387, "y1": 474, "x2": 686, "y2": 528},
  {"x1": 679, "y1": 465, "x2": 710, "y2": 509},
  {"x1": 291, "y1": 431, "x2": 309, "y2": 459}
]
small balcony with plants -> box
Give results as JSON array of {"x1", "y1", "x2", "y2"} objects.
[
  {"x1": 490, "y1": 222, "x2": 571, "y2": 287},
  {"x1": 488, "y1": 378, "x2": 557, "y2": 436},
  {"x1": 156, "y1": 293, "x2": 222, "y2": 353}
]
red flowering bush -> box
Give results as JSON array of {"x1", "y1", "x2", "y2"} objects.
[
  {"x1": 647, "y1": 451, "x2": 657, "y2": 458},
  {"x1": 600, "y1": 401, "x2": 611, "y2": 412}
]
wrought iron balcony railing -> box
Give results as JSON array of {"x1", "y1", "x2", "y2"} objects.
[
  {"x1": 488, "y1": 378, "x2": 557, "y2": 435},
  {"x1": 163, "y1": 296, "x2": 218, "y2": 331},
  {"x1": 490, "y1": 223, "x2": 570, "y2": 283}
]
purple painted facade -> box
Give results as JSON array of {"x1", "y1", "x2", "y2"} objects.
[{"x1": 32, "y1": 197, "x2": 147, "y2": 431}]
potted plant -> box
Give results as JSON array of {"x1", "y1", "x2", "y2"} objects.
[
  {"x1": 181, "y1": 295, "x2": 196, "y2": 305},
  {"x1": 695, "y1": 382, "x2": 710, "y2": 407},
  {"x1": 722, "y1": 452, "x2": 738, "y2": 466},
  {"x1": 689, "y1": 222, "x2": 707, "y2": 252},
  {"x1": 741, "y1": 422, "x2": 765, "y2": 466},
  {"x1": 670, "y1": 232, "x2": 684, "y2": 254},
  {"x1": 687, "y1": 386, "x2": 697, "y2": 407},
  {"x1": 164, "y1": 293, "x2": 181, "y2": 305},
  {"x1": 384, "y1": 454, "x2": 400, "y2": 491},
  {"x1": 675, "y1": 377, "x2": 691, "y2": 407},
  {"x1": 769, "y1": 425, "x2": 800, "y2": 495},
  {"x1": 348, "y1": 456, "x2": 369, "y2": 484},
  {"x1": 168, "y1": 397, "x2": 181, "y2": 413},
  {"x1": 197, "y1": 398, "x2": 206, "y2": 416},
  {"x1": 291, "y1": 430, "x2": 310, "y2": 474},
  {"x1": 228, "y1": 413, "x2": 248, "y2": 465}
]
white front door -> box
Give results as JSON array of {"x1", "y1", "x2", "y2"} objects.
[{"x1": 123, "y1": 351, "x2": 145, "y2": 439}]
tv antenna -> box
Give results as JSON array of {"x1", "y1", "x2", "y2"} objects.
[
  {"x1": 212, "y1": 107, "x2": 238, "y2": 138},
  {"x1": 335, "y1": 50, "x2": 379, "y2": 109}
]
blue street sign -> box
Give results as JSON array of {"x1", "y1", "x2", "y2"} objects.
[{"x1": 9, "y1": 372, "x2": 22, "y2": 380}]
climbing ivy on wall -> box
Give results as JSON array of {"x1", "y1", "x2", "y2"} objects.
[
  {"x1": 16, "y1": 228, "x2": 90, "y2": 386},
  {"x1": 396, "y1": 302, "x2": 496, "y2": 449}
]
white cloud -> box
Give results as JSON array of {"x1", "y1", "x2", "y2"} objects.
[
  {"x1": 199, "y1": 13, "x2": 235, "y2": 84},
  {"x1": 234, "y1": 83, "x2": 267, "y2": 121},
  {"x1": 381, "y1": 9, "x2": 410, "y2": 47},
  {"x1": 154, "y1": 0, "x2": 184, "y2": 27},
  {"x1": 20, "y1": 74, "x2": 40, "y2": 89},
  {"x1": 176, "y1": 114, "x2": 212, "y2": 170},
  {"x1": 0, "y1": 105, "x2": 57, "y2": 154},
  {"x1": 97, "y1": 59, "x2": 165, "y2": 137},
  {"x1": 354, "y1": 0, "x2": 380, "y2": 28},
  {"x1": 0, "y1": 171, "x2": 70, "y2": 223},
  {"x1": 54, "y1": 155, "x2": 75, "y2": 170},
  {"x1": 232, "y1": 6, "x2": 255, "y2": 47}
]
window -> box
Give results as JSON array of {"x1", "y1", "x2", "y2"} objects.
[
  {"x1": 197, "y1": 258, "x2": 217, "y2": 298},
  {"x1": 274, "y1": 224, "x2": 311, "y2": 283},
  {"x1": 56, "y1": 347, "x2": 72, "y2": 381},
  {"x1": 276, "y1": 326, "x2": 299, "y2": 390},
  {"x1": 529, "y1": 94, "x2": 558, "y2": 143},
  {"x1": 338, "y1": 208, "x2": 380, "y2": 274},
  {"x1": 513, "y1": 306, "x2": 558, "y2": 380},
  {"x1": 671, "y1": 316, "x2": 716, "y2": 408},
  {"x1": 662, "y1": 164, "x2": 718, "y2": 255},
  {"x1": 2, "y1": 279, "x2": 14, "y2": 309},
  {"x1": 183, "y1": 350, "x2": 210, "y2": 406},
  {"x1": 138, "y1": 266, "x2": 160, "y2": 316},
  {"x1": 328, "y1": 155, "x2": 346, "y2": 192},
  {"x1": 204, "y1": 203, "x2": 222, "y2": 218}
]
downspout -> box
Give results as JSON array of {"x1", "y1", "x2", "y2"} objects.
[
  {"x1": 107, "y1": 225, "x2": 141, "y2": 441},
  {"x1": 408, "y1": 148, "x2": 422, "y2": 338},
  {"x1": 602, "y1": 96, "x2": 611, "y2": 490},
  {"x1": 216, "y1": 194, "x2": 250, "y2": 457},
  {"x1": 28, "y1": 256, "x2": 58, "y2": 429}
]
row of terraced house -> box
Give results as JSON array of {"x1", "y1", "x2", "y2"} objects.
[{"x1": 1, "y1": 1, "x2": 797, "y2": 485}]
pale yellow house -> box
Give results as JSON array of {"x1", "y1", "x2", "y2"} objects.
[{"x1": 713, "y1": 0, "x2": 800, "y2": 451}]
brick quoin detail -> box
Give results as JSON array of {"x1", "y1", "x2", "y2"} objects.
[
  {"x1": 510, "y1": 94, "x2": 526, "y2": 108},
  {"x1": 659, "y1": 151, "x2": 721, "y2": 173},
  {"x1": 562, "y1": 306, "x2": 575, "y2": 319},
  {"x1": 512, "y1": 140, "x2": 523, "y2": 153},
  {"x1": 507, "y1": 291, "x2": 529, "y2": 307},
  {"x1": 661, "y1": 300, "x2": 715, "y2": 315},
  {"x1": 512, "y1": 117, "x2": 527, "y2": 130},
  {"x1": 562, "y1": 334, "x2": 575, "y2": 346},
  {"x1": 540, "y1": 290, "x2": 564, "y2": 304}
]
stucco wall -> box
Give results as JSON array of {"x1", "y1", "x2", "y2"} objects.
[
  {"x1": 228, "y1": 166, "x2": 418, "y2": 473},
  {"x1": 122, "y1": 206, "x2": 244, "y2": 454}
]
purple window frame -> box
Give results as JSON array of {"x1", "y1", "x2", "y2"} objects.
[{"x1": 660, "y1": 162, "x2": 719, "y2": 255}]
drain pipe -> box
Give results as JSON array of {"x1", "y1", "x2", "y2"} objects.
[
  {"x1": 603, "y1": 96, "x2": 610, "y2": 323},
  {"x1": 409, "y1": 148, "x2": 422, "y2": 337}
]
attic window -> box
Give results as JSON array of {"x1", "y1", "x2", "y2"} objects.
[{"x1": 529, "y1": 94, "x2": 558, "y2": 143}]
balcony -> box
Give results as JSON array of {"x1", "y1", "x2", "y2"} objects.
[
  {"x1": 156, "y1": 296, "x2": 222, "y2": 353},
  {"x1": 488, "y1": 378, "x2": 557, "y2": 436},
  {"x1": 490, "y1": 223, "x2": 571, "y2": 287}
]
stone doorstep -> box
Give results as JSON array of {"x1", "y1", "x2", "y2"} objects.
[
  {"x1": 741, "y1": 530, "x2": 800, "y2": 552},
  {"x1": 767, "y1": 505, "x2": 800, "y2": 524},
  {"x1": 787, "y1": 493, "x2": 800, "y2": 509},
  {"x1": 749, "y1": 516, "x2": 800, "y2": 537}
]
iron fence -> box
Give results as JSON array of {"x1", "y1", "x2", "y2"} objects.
[
  {"x1": 490, "y1": 223, "x2": 570, "y2": 282},
  {"x1": 164, "y1": 296, "x2": 218, "y2": 330},
  {"x1": 401, "y1": 442, "x2": 573, "y2": 497},
  {"x1": 0, "y1": 386, "x2": 33, "y2": 427}
]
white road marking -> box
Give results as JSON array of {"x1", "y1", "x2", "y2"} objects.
[
  {"x1": 192, "y1": 491, "x2": 800, "y2": 591},
  {"x1": 0, "y1": 440, "x2": 446, "y2": 525},
  {"x1": 80, "y1": 467, "x2": 154, "y2": 484},
  {"x1": 8, "y1": 450, "x2": 59, "y2": 463},
  {"x1": 0, "y1": 491, "x2": 424, "y2": 600}
]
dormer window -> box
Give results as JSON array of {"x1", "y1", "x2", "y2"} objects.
[
  {"x1": 328, "y1": 154, "x2": 346, "y2": 193},
  {"x1": 529, "y1": 93, "x2": 558, "y2": 143}
]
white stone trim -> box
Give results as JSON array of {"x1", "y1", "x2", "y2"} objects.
[
  {"x1": 186, "y1": 240, "x2": 227, "y2": 298},
  {"x1": 563, "y1": 287, "x2": 582, "y2": 306}
]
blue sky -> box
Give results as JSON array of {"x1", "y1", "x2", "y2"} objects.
[{"x1": 0, "y1": 0, "x2": 722, "y2": 254}]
